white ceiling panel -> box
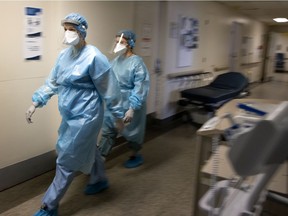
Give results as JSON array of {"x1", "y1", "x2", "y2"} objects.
[{"x1": 219, "y1": 1, "x2": 288, "y2": 26}]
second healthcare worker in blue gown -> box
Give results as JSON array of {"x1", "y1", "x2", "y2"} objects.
[
  {"x1": 25, "y1": 13, "x2": 124, "y2": 216},
  {"x1": 98, "y1": 30, "x2": 150, "y2": 168}
]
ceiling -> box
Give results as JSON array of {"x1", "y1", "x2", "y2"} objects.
[{"x1": 219, "y1": 1, "x2": 288, "y2": 26}]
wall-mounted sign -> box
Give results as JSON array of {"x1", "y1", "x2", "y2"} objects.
[
  {"x1": 140, "y1": 24, "x2": 152, "y2": 57},
  {"x1": 177, "y1": 15, "x2": 199, "y2": 67},
  {"x1": 24, "y1": 7, "x2": 43, "y2": 60}
]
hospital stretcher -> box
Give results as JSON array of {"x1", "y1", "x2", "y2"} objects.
[{"x1": 178, "y1": 72, "x2": 249, "y2": 113}]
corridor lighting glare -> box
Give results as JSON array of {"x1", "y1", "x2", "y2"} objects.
[{"x1": 273, "y1": 18, "x2": 288, "y2": 23}]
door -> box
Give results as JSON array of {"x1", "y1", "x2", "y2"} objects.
[
  {"x1": 134, "y1": 1, "x2": 160, "y2": 115},
  {"x1": 229, "y1": 21, "x2": 243, "y2": 72}
]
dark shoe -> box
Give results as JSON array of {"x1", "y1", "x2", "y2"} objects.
[
  {"x1": 84, "y1": 180, "x2": 109, "y2": 195},
  {"x1": 124, "y1": 154, "x2": 144, "y2": 168}
]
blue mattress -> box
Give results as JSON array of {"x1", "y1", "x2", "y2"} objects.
[{"x1": 180, "y1": 72, "x2": 249, "y2": 105}]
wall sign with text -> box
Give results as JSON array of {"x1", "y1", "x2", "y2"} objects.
[{"x1": 24, "y1": 7, "x2": 43, "y2": 60}]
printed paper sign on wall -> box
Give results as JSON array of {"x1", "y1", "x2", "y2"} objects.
[
  {"x1": 24, "y1": 7, "x2": 43, "y2": 60},
  {"x1": 177, "y1": 15, "x2": 199, "y2": 68}
]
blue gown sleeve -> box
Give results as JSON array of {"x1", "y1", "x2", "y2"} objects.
[
  {"x1": 129, "y1": 60, "x2": 150, "y2": 110},
  {"x1": 32, "y1": 60, "x2": 60, "y2": 107},
  {"x1": 90, "y1": 56, "x2": 124, "y2": 119}
]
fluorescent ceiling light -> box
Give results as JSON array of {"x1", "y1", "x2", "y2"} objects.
[{"x1": 273, "y1": 18, "x2": 288, "y2": 23}]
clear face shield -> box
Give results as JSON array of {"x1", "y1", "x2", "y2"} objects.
[{"x1": 110, "y1": 33, "x2": 128, "y2": 55}]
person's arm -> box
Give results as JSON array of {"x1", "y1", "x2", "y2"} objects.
[
  {"x1": 89, "y1": 52, "x2": 124, "y2": 119},
  {"x1": 129, "y1": 61, "x2": 150, "y2": 110},
  {"x1": 94, "y1": 67, "x2": 125, "y2": 131},
  {"x1": 31, "y1": 67, "x2": 59, "y2": 108},
  {"x1": 94, "y1": 67, "x2": 124, "y2": 119},
  {"x1": 123, "y1": 60, "x2": 150, "y2": 123},
  {"x1": 25, "y1": 57, "x2": 60, "y2": 124},
  {"x1": 89, "y1": 54, "x2": 124, "y2": 130}
]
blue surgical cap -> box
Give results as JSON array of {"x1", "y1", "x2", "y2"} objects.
[
  {"x1": 61, "y1": 13, "x2": 88, "y2": 39},
  {"x1": 116, "y1": 29, "x2": 136, "y2": 48}
]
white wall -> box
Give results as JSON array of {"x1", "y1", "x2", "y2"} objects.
[
  {"x1": 156, "y1": 1, "x2": 267, "y2": 119},
  {"x1": 239, "y1": 19, "x2": 266, "y2": 82},
  {"x1": 0, "y1": 1, "x2": 135, "y2": 170},
  {"x1": 0, "y1": 1, "x2": 61, "y2": 169}
]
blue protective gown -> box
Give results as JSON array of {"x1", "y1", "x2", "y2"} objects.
[
  {"x1": 32, "y1": 45, "x2": 124, "y2": 174},
  {"x1": 98, "y1": 54, "x2": 150, "y2": 156}
]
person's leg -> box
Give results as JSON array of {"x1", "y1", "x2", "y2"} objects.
[
  {"x1": 97, "y1": 113, "x2": 118, "y2": 158},
  {"x1": 34, "y1": 163, "x2": 75, "y2": 216},
  {"x1": 122, "y1": 108, "x2": 146, "y2": 168},
  {"x1": 84, "y1": 147, "x2": 109, "y2": 195},
  {"x1": 127, "y1": 141, "x2": 142, "y2": 156},
  {"x1": 97, "y1": 132, "x2": 117, "y2": 158}
]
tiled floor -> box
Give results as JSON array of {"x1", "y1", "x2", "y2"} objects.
[{"x1": 0, "y1": 81, "x2": 288, "y2": 216}]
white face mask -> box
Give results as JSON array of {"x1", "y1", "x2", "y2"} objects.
[
  {"x1": 113, "y1": 43, "x2": 127, "y2": 55},
  {"x1": 112, "y1": 33, "x2": 127, "y2": 55},
  {"x1": 63, "y1": 30, "x2": 80, "y2": 46}
]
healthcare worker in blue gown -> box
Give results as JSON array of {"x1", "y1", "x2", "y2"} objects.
[
  {"x1": 25, "y1": 13, "x2": 124, "y2": 216},
  {"x1": 98, "y1": 30, "x2": 150, "y2": 168}
]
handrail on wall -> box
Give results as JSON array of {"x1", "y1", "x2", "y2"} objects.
[
  {"x1": 241, "y1": 61, "x2": 261, "y2": 67},
  {"x1": 214, "y1": 66, "x2": 229, "y2": 72},
  {"x1": 167, "y1": 70, "x2": 211, "y2": 79}
]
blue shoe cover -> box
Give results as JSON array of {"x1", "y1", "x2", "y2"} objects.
[
  {"x1": 33, "y1": 207, "x2": 58, "y2": 216},
  {"x1": 124, "y1": 154, "x2": 144, "y2": 168},
  {"x1": 84, "y1": 180, "x2": 109, "y2": 195}
]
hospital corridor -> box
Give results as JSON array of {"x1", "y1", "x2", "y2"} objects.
[
  {"x1": 0, "y1": 81, "x2": 288, "y2": 216},
  {"x1": 1, "y1": 1, "x2": 288, "y2": 216}
]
